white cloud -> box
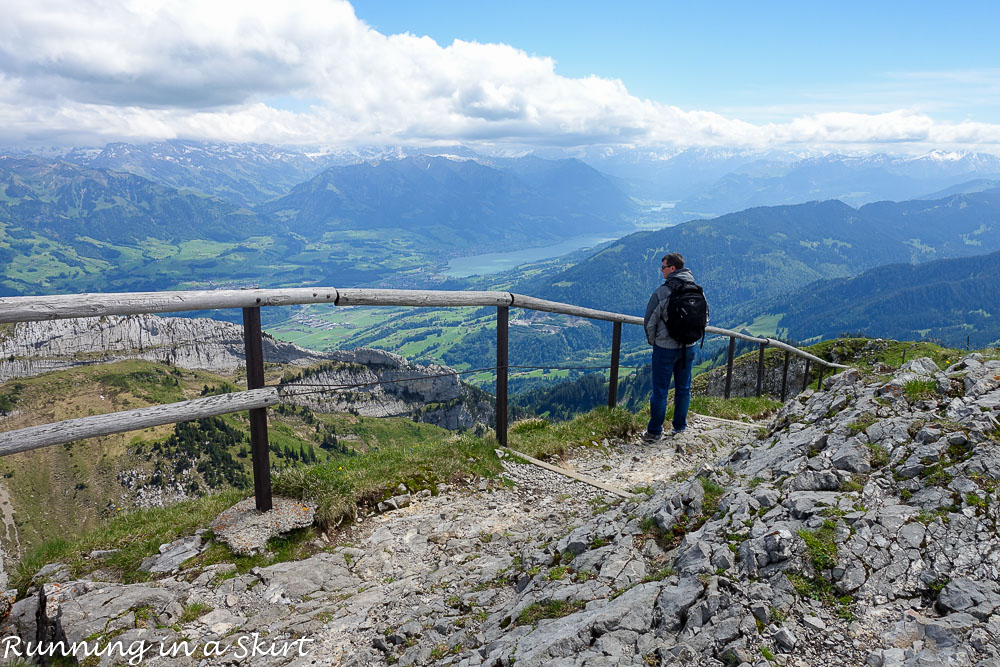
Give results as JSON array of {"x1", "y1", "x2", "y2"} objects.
[{"x1": 1, "y1": 0, "x2": 1000, "y2": 151}]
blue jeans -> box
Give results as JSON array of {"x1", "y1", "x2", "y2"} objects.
[{"x1": 647, "y1": 345, "x2": 695, "y2": 436}]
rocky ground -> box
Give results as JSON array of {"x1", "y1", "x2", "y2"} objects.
[{"x1": 2, "y1": 352, "x2": 999, "y2": 666}]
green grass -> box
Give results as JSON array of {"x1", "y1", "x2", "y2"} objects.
[
  {"x1": 179, "y1": 602, "x2": 212, "y2": 623},
  {"x1": 798, "y1": 520, "x2": 839, "y2": 571},
  {"x1": 187, "y1": 527, "x2": 318, "y2": 574},
  {"x1": 273, "y1": 406, "x2": 645, "y2": 528},
  {"x1": 640, "y1": 395, "x2": 783, "y2": 426},
  {"x1": 740, "y1": 313, "x2": 788, "y2": 338},
  {"x1": 847, "y1": 413, "x2": 878, "y2": 436},
  {"x1": 806, "y1": 338, "x2": 973, "y2": 374},
  {"x1": 788, "y1": 573, "x2": 856, "y2": 621},
  {"x1": 507, "y1": 407, "x2": 644, "y2": 459},
  {"x1": 272, "y1": 432, "x2": 502, "y2": 528},
  {"x1": 865, "y1": 443, "x2": 889, "y2": 469},
  {"x1": 903, "y1": 379, "x2": 938, "y2": 402},
  {"x1": 699, "y1": 477, "x2": 726, "y2": 516},
  {"x1": 96, "y1": 367, "x2": 185, "y2": 404},
  {"x1": 12, "y1": 489, "x2": 249, "y2": 595},
  {"x1": 515, "y1": 599, "x2": 585, "y2": 626},
  {"x1": 688, "y1": 395, "x2": 783, "y2": 421},
  {"x1": 915, "y1": 508, "x2": 952, "y2": 525}
]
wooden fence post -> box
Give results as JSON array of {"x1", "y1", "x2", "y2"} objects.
[
  {"x1": 608, "y1": 322, "x2": 622, "y2": 408},
  {"x1": 496, "y1": 306, "x2": 509, "y2": 448},
  {"x1": 816, "y1": 365, "x2": 825, "y2": 391},
  {"x1": 802, "y1": 360, "x2": 811, "y2": 392},
  {"x1": 724, "y1": 336, "x2": 736, "y2": 399},
  {"x1": 756, "y1": 343, "x2": 766, "y2": 397},
  {"x1": 780, "y1": 350, "x2": 791, "y2": 401},
  {"x1": 242, "y1": 306, "x2": 272, "y2": 512}
]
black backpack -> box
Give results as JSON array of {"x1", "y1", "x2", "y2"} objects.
[{"x1": 663, "y1": 277, "x2": 709, "y2": 346}]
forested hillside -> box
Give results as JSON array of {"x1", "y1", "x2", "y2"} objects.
[
  {"x1": 777, "y1": 249, "x2": 1000, "y2": 347},
  {"x1": 523, "y1": 189, "x2": 1000, "y2": 331}
]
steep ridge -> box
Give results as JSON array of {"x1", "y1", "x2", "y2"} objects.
[
  {"x1": 0, "y1": 314, "x2": 493, "y2": 428},
  {"x1": 3, "y1": 352, "x2": 998, "y2": 665},
  {"x1": 280, "y1": 347, "x2": 494, "y2": 430},
  {"x1": 0, "y1": 314, "x2": 325, "y2": 382}
]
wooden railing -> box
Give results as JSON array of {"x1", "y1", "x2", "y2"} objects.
[{"x1": 0, "y1": 288, "x2": 846, "y2": 510}]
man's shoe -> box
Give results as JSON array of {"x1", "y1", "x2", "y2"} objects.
[
  {"x1": 670, "y1": 428, "x2": 686, "y2": 436},
  {"x1": 640, "y1": 431, "x2": 661, "y2": 444}
]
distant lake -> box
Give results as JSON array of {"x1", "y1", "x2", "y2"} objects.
[{"x1": 443, "y1": 233, "x2": 620, "y2": 277}]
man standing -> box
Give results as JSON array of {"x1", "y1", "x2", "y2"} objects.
[{"x1": 642, "y1": 252, "x2": 702, "y2": 443}]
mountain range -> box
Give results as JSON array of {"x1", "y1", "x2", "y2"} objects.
[
  {"x1": 658, "y1": 152, "x2": 1000, "y2": 221},
  {"x1": 0, "y1": 152, "x2": 638, "y2": 295},
  {"x1": 0, "y1": 156, "x2": 272, "y2": 243},
  {"x1": 520, "y1": 188, "x2": 1000, "y2": 343},
  {"x1": 45, "y1": 141, "x2": 1000, "y2": 225},
  {"x1": 3, "y1": 139, "x2": 1000, "y2": 372},
  {"x1": 257, "y1": 155, "x2": 636, "y2": 251}
]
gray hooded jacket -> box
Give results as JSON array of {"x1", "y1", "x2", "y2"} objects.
[{"x1": 643, "y1": 268, "x2": 699, "y2": 349}]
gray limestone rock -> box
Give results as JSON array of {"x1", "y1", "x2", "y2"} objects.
[
  {"x1": 675, "y1": 539, "x2": 713, "y2": 575},
  {"x1": 753, "y1": 487, "x2": 781, "y2": 509},
  {"x1": 211, "y1": 496, "x2": 317, "y2": 556},
  {"x1": 786, "y1": 470, "x2": 842, "y2": 491},
  {"x1": 656, "y1": 576, "x2": 705, "y2": 632},
  {"x1": 802, "y1": 614, "x2": 827, "y2": 632},
  {"x1": 900, "y1": 358, "x2": 940, "y2": 376},
  {"x1": 0, "y1": 313, "x2": 324, "y2": 382},
  {"x1": 139, "y1": 534, "x2": 204, "y2": 573},
  {"x1": 783, "y1": 492, "x2": 843, "y2": 519},
  {"x1": 40, "y1": 581, "x2": 184, "y2": 644},
  {"x1": 936, "y1": 579, "x2": 1000, "y2": 620},
  {"x1": 773, "y1": 625, "x2": 798, "y2": 650},
  {"x1": 512, "y1": 583, "x2": 660, "y2": 665},
  {"x1": 831, "y1": 442, "x2": 872, "y2": 474}
]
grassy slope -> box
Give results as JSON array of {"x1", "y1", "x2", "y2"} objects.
[
  {"x1": 12, "y1": 393, "x2": 787, "y2": 594},
  {"x1": 0, "y1": 359, "x2": 451, "y2": 560}
]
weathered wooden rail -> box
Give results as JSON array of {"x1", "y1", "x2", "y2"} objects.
[{"x1": 0, "y1": 288, "x2": 846, "y2": 510}]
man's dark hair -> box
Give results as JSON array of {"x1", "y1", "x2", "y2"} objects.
[{"x1": 662, "y1": 252, "x2": 684, "y2": 270}]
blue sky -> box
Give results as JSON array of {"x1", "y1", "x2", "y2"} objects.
[
  {"x1": 353, "y1": 0, "x2": 1000, "y2": 123},
  {"x1": 1, "y1": 0, "x2": 998, "y2": 151}
]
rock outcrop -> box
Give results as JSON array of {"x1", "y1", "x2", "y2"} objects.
[
  {"x1": 0, "y1": 314, "x2": 494, "y2": 429},
  {"x1": 3, "y1": 354, "x2": 999, "y2": 665},
  {"x1": 0, "y1": 314, "x2": 324, "y2": 381},
  {"x1": 282, "y1": 347, "x2": 494, "y2": 430},
  {"x1": 698, "y1": 346, "x2": 812, "y2": 399}
]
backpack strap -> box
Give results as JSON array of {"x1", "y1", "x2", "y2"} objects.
[{"x1": 665, "y1": 276, "x2": 685, "y2": 292}]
